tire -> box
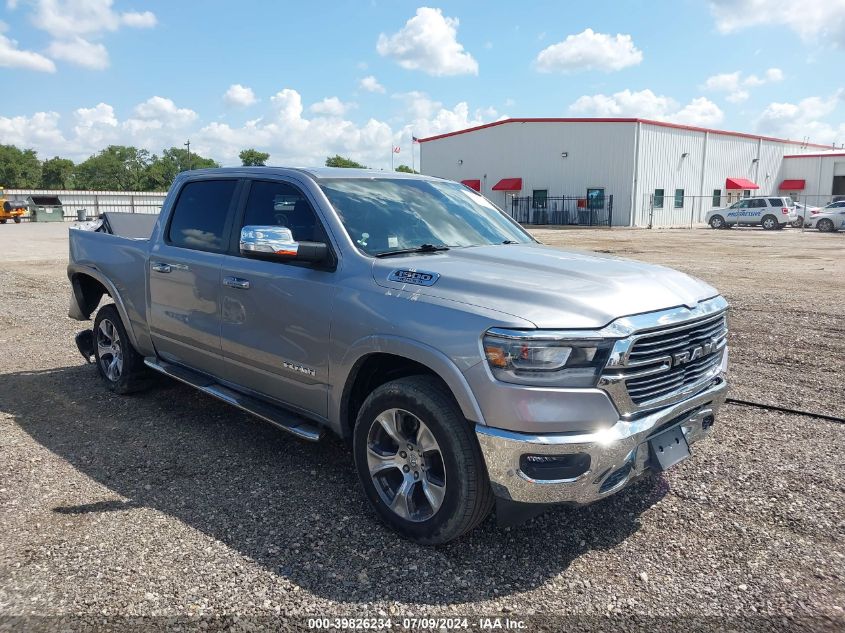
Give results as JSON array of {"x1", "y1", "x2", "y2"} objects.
[
  {"x1": 792, "y1": 216, "x2": 804, "y2": 228},
  {"x1": 817, "y1": 218, "x2": 835, "y2": 233},
  {"x1": 353, "y1": 375, "x2": 494, "y2": 544},
  {"x1": 92, "y1": 304, "x2": 150, "y2": 394},
  {"x1": 0, "y1": 218, "x2": 6, "y2": 224},
  {"x1": 709, "y1": 215, "x2": 725, "y2": 229},
  {"x1": 13, "y1": 216, "x2": 21, "y2": 223},
  {"x1": 761, "y1": 215, "x2": 778, "y2": 230}
]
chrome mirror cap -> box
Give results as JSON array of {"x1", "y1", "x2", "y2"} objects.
[{"x1": 240, "y1": 225, "x2": 298, "y2": 257}]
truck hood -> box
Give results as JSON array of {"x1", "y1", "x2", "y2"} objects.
[{"x1": 372, "y1": 243, "x2": 719, "y2": 329}]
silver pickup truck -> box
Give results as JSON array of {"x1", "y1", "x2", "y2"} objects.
[{"x1": 68, "y1": 167, "x2": 729, "y2": 544}]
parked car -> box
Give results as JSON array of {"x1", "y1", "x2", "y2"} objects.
[
  {"x1": 706, "y1": 196, "x2": 792, "y2": 230},
  {"x1": 804, "y1": 204, "x2": 845, "y2": 232},
  {"x1": 67, "y1": 168, "x2": 729, "y2": 544},
  {"x1": 790, "y1": 202, "x2": 821, "y2": 228}
]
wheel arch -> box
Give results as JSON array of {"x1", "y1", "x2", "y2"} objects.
[
  {"x1": 67, "y1": 265, "x2": 142, "y2": 351},
  {"x1": 335, "y1": 336, "x2": 486, "y2": 441}
]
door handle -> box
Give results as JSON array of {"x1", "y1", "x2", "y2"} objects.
[
  {"x1": 151, "y1": 262, "x2": 171, "y2": 273},
  {"x1": 223, "y1": 276, "x2": 250, "y2": 290}
]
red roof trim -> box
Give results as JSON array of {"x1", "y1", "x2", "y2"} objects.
[
  {"x1": 779, "y1": 179, "x2": 805, "y2": 190},
  {"x1": 460, "y1": 179, "x2": 481, "y2": 191},
  {"x1": 491, "y1": 177, "x2": 522, "y2": 191},
  {"x1": 726, "y1": 178, "x2": 759, "y2": 190},
  {"x1": 418, "y1": 117, "x2": 831, "y2": 149},
  {"x1": 783, "y1": 152, "x2": 845, "y2": 159}
]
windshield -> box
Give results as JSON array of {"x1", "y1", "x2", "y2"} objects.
[{"x1": 318, "y1": 178, "x2": 533, "y2": 256}]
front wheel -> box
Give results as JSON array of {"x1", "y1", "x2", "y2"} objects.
[
  {"x1": 817, "y1": 218, "x2": 835, "y2": 233},
  {"x1": 792, "y1": 216, "x2": 804, "y2": 228},
  {"x1": 13, "y1": 216, "x2": 21, "y2": 223},
  {"x1": 709, "y1": 215, "x2": 725, "y2": 229},
  {"x1": 761, "y1": 215, "x2": 778, "y2": 230},
  {"x1": 353, "y1": 376, "x2": 494, "y2": 544}
]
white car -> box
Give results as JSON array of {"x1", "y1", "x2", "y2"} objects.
[
  {"x1": 706, "y1": 196, "x2": 793, "y2": 230},
  {"x1": 790, "y1": 202, "x2": 821, "y2": 228},
  {"x1": 804, "y1": 202, "x2": 845, "y2": 232}
]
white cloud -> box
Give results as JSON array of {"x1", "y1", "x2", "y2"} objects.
[
  {"x1": 709, "y1": 0, "x2": 845, "y2": 46},
  {"x1": 756, "y1": 92, "x2": 845, "y2": 143},
  {"x1": 359, "y1": 75, "x2": 385, "y2": 93},
  {"x1": 569, "y1": 89, "x2": 724, "y2": 126},
  {"x1": 376, "y1": 7, "x2": 478, "y2": 76},
  {"x1": 223, "y1": 84, "x2": 257, "y2": 107},
  {"x1": 8, "y1": 0, "x2": 156, "y2": 70},
  {"x1": 701, "y1": 67, "x2": 784, "y2": 102},
  {"x1": 309, "y1": 96, "x2": 353, "y2": 117},
  {"x1": 0, "y1": 20, "x2": 55, "y2": 71},
  {"x1": 46, "y1": 36, "x2": 108, "y2": 69},
  {"x1": 0, "y1": 88, "x2": 501, "y2": 168},
  {"x1": 535, "y1": 28, "x2": 642, "y2": 73}
]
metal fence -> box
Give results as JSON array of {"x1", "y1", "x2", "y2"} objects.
[
  {"x1": 3, "y1": 189, "x2": 167, "y2": 222},
  {"x1": 639, "y1": 192, "x2": 845, "y2": 228},
  {"x1": 509, "y1": 195, "x2": 614, "y2": 227}
]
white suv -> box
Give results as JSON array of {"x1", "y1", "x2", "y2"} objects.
[{"x1": 706, "y1": 197, "x2": 793, "y2": 230}]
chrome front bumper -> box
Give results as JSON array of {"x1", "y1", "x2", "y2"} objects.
[{"x1": 475, "y1": 376, "x2": 727, "y2": 505}]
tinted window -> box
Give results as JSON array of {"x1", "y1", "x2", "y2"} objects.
[
  {"x1": 712, "y1": 189, "x2": 721, "y2": 207},
  {"x1": 750, "y1": 199, "x2": 767, "y2": 208},
  {"x1": 654, "y1": 189, "x2": 664, "y2": 209},
  {"x1": 532, "y1": 189, "x2": 548, "y2": 209},
  {"x1": 242, "y1": 180, "x2": 325, "y2": 243},
  {"x1": 168, "y1": 180, "x2": 236, "y2": 252},
  {"x1": 674, "y1": 189, "x2": 684, "y2": 208},
  {"x1": 768, "y1": 198, "x2": 784, "y2": 206}
]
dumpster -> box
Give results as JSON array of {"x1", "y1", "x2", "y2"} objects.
[{"x1": 29, "y1": 195, "x2": 64, "y2": 222}]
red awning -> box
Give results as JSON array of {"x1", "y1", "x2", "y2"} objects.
[
  {"x1": 460, "y1": 179, "x2": 481, "y2": 191},
  {"x1": 491, "y1": 177, "x2": 522, "y2": 191},
  {"x1": 779, "y1": 179, "x2": 806, "y2": 190},
  {"x1": 725, "y1": 178, "x2": 759, "y2": 190}
]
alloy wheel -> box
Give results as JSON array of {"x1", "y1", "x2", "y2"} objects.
[
  {"x1": 366, "y1": 408, "x2": 446, "y2": 522},
  {"x1": 96, "y1": 318, "x2": 123, "y2": 382}
]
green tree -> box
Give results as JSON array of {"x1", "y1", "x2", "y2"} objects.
[
  {"x1": 0, "y1": 144, "x2": 41, "y2": 188},
  {"x1": 74, "y1": 145, "x2": 152, "y2": 190},
  {"x1": 40, "y1": 157, "x2": 76, "y2": 189},
  {"x1": 143, "y1": 147, "x2": 220, "y2": 191},
  {"x1": 395, "y1": 164, "x2": 418, "y2": 174},
  {"x1": 239, "y1": 148, "x2": 270, "y2": 166},
  {"x1": 325, "y1": 154, "x2": 367, "y2": 168}
]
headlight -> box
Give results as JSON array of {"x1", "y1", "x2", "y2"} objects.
[{"x1": 482, "y1": 329, "x2": 613, "y2": 387}]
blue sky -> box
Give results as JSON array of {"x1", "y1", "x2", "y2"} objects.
[{"x1": 1, "y1": 0, "x2": 843, "y2": 168}]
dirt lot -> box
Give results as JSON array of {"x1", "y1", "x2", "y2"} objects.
[{"x1": 0, "y1": 223, "x2": 843, "y2": 631}]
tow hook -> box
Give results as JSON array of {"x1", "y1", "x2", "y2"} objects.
[{"x1": 75, "y1": 330, "x2": 95, "y2": 363}]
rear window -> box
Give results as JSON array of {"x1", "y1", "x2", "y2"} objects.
[
  {"x1": 167, "y1": 180, "x2": 237, "y2": 252},
  {"x1": 768, "y1": 198, "x2": 787, "y2": 206}
]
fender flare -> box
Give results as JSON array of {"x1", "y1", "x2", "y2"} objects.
[
  {"x1": 334, "y1": 334, "x2": 487, "y2": 432},
  {"x1": 67, "y1": 264, "x2": 143, "y2": 351}
]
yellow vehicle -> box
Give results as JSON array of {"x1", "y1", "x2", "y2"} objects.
[{"x1": 0, "y1": 188, "x2": 27, "y2": 224}]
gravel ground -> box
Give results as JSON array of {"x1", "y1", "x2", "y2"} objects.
[{"x1": 0, "y1": 223, "x2": 843, "y2": 631}]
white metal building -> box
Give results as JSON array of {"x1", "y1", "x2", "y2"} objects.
[
  {"x1": 418, "y1": 118, "x2": 829, "y2": 227},
  {"x1": 777, "y1": 151, "x2": 845, "y2": 205}
]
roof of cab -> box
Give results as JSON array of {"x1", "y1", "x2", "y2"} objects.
[{"x1": 180, "y1": 166, "x2": 440, "y2": 182}]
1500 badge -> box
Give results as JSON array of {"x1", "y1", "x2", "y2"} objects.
[{"x1": 388, "y1": 269, "x2": 440, "y2": 286}]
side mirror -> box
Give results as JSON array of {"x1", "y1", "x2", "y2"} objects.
[{"x1": 239, "y1": 226, "x2": 329, "y2": 264}]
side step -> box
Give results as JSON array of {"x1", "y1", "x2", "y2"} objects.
[{"x1": 144, "y1": 358, "x2": 324, "y2": 442}]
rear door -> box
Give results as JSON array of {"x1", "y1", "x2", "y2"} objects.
[
  {"x1": 219, "y1": 178, "x2": 338, "y2": 418},
  {"x1": 748, "y1": 198, "x2": 767, "y2": 223},
  {"x1": 148, "y1": 178, "x2": 240, "y2": 377}
]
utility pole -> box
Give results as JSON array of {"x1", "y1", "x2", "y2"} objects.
[{"x1": 184, "y1": 139, "x2": 191, "y2": 171}]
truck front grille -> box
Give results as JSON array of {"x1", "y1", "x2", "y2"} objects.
[{"x1": 624, "y1": 312, "x2": 727, "y2": 405}]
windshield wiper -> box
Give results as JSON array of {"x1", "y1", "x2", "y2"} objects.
[
  {"x1": 374, "y1": 243, "x2": 450, "y2": 258},
  {"x1": 501, "y1": 240, "x2": 520, "y2": 244}
]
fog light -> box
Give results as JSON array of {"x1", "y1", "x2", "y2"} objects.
[{"x1": 519, "y1": 453, "x2": 591, "y2": 481}]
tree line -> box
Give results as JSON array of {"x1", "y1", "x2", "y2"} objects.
[{"x1": 0, "y1": 144, "x2": 416, "y2": 192}]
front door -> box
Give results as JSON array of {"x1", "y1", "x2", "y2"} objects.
[
  {"x1": 148, "y1": 178, "x2": 239, "y2": 377},
  {"x1": 219, "y1": 179, "x2": 337, "y2": 418}
]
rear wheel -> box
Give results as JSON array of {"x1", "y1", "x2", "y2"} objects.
[
  {"x1": 761, "y1": 215, "x2": 778, "y2": 230},
  {"x1": 353, "y1": 375, "x2": 494, "y2": 544},
  {"x1": 0, "y1": 218, "x2": 6, "y2": 224},
  {"x1": 93, "y1": 304, "x2": 150, "y2": 394},
  {"x1": 791, "y1": 216, "x2": 804, "y2": 228},
  {"x1": 13, "y1": 217, "x2": 21, "y2": 223},
  {"x1": 709, "y1": 215, "x2": 725, "y2": 229},
  {"x1": 817, "y1": 218, "x2": 835, "y2": 233}
]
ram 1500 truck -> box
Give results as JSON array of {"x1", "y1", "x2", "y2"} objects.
[{"x1": 68, "y1": 168, "x2": 729, "y2": 544}]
